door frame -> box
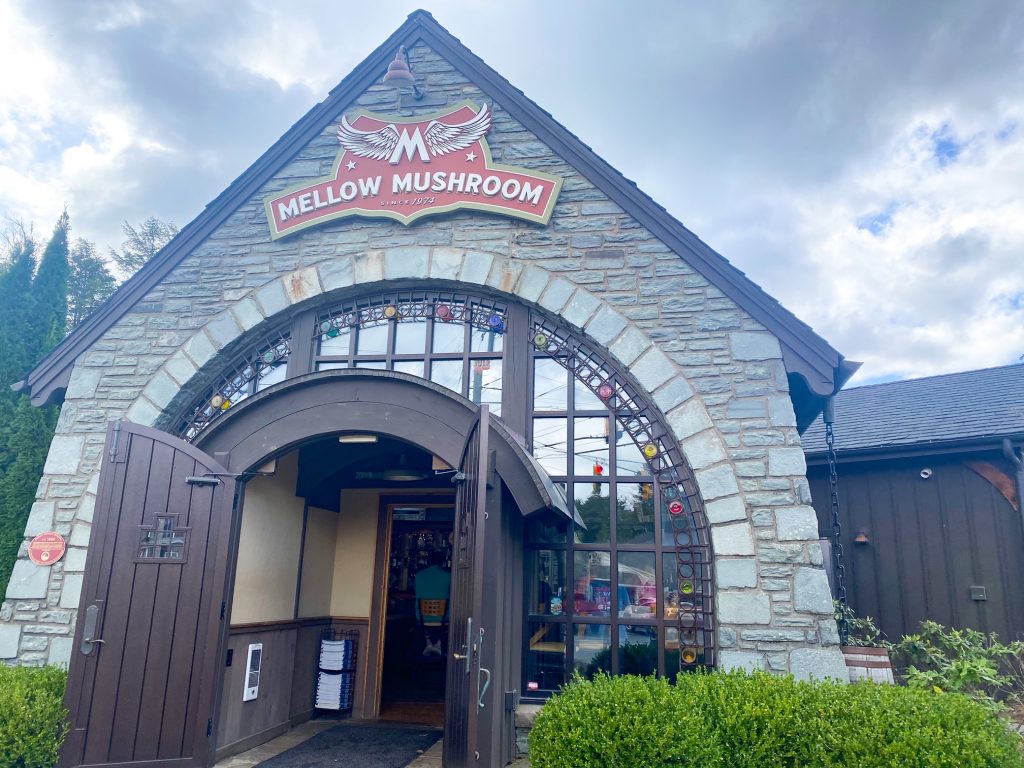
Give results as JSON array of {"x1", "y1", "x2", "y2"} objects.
[{"x1": 194, "y1": 369, "x2": 568, "y2": 764}]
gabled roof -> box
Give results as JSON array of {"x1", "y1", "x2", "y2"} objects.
[
  {"x1": 802, "y1": 363, "x2": 1024, "y2": 457},
  {"x1": 16, "y1": 10, "x2": 856, "y2": 418}
]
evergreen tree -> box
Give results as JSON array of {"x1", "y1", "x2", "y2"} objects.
[
  {"x1": 0, "y1": 215, "x2": 69, "y2": 586},
  {"x1": 109, "y1": 216, "x2": 178, "y2": 277},
  {"x1": 67, "y1": 238, "x2": 116, "y2": 328},
  {"x1": 32, "y1": 211, "x2": 71, "y2": 349}
]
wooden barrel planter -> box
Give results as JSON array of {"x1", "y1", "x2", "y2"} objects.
[{"x1": 842, "y1": 646, "x2": 895, "y2": 683}]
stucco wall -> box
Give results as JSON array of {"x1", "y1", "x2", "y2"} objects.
[
  {"x1": 296, "y1": 506, "x2": 338, "y2": 619},
  {"x1": 329, "y1": 490, "x2": 381, "y2": 620},
  {"x1": 0, "y1": 41, "x2": 843, "y2": 680},
  {"x1": 231, "y1": 453, "x2": 304, "y2": 625}
]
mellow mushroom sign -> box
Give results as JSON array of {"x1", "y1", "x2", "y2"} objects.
[{"x1": 265, "y1": 101, "x2": 563, "y2": 238}]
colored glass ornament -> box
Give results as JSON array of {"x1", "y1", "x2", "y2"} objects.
[
  {"x1": 682, "y1": 648, "x2": 698, "y2": 664},
  {"x1": 383, "y1": 304, "x2": 399, "y2": 319},
  {"x1": 642, "y1": 442, "x2": 658, "y2": 459},
  {"x1": 210, "y1": 395, "x2": 224, "y2": 409},
  {"x1": 261, "y1": 350, "x2": 275, "y2": 364},
  {"x1": 680, "y1": 580, "x2": 695, "y2": 595},
  {"x1": 597, "y1": 382, "x2": 614, "y2": 400},
  {"x1": 435, "y1": 304, "x2": 452, "y2": 320},
  {"x1": 487, "y1": 314, "x2": 505, "y2": 332},
  {"x1": 663, "y1": 484, "x2": 679, "y2": 500},
  {"x1": 533, "y1": 332, "x2": 548, "y2": 348},
  {"x1": 668, "y1": 499, "x2": 684, "y2": 516},
  {"x1": 319, "y1": 320, "x2": 332, "y2": 333}
]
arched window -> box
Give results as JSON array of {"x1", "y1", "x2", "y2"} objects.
[{"x1": 162, "y1": 286, "x2": 714, "y2": 687}]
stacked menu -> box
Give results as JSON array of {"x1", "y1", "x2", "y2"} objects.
[{"x1": 315, "y1": 636, "x2": 355, "y2": 711}]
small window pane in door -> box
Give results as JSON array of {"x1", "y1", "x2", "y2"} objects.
[{"x1": 469, "y1": 359, "x2": 502, "y2": 416}]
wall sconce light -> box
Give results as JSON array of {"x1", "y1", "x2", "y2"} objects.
[
  {"x1": 383, "y1": 45, "x2": 424, "y2": 100},
  {"x1": 853, "y1": 529, "x2": 870, "y2": 545}
]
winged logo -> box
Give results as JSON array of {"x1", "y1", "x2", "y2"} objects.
[{"x1": 337, "y1": 103, "x2": 492, "y2": 165}]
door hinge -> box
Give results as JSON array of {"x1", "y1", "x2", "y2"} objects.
[
  {"x1": 220, "y1": 602, "x2": 226, "y2": 620},
  {"x1": 207, "y1": 719, "x2": 213, "y2": 737}
]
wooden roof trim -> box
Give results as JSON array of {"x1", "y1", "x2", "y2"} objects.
[{"x1": 18, "y1": 9, "x2": 848, "y2": 405}]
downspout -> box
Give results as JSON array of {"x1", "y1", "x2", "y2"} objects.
[{"x1": 1001, "y1": 439, "x2": 1024, "y2": 540}]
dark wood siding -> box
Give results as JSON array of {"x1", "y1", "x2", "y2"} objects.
[{"x1": 809, "y1": 451, "x2": 1024, "y2": 643}]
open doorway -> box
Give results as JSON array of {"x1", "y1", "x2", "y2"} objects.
[
  {"x1": 215, "y1": 433, "x2": 455, "y2": 760},
  {"x1": 379, "y1": 502, "x2": 455, "y2": 724}
]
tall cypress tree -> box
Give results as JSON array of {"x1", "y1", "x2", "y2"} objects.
[{"x1": 0, "y1": 214, "x2": 70, "y2": 586}]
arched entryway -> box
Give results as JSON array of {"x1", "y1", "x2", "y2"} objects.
[{"x1": 61, "y1": 370, "x2": 567, "y2": 768}]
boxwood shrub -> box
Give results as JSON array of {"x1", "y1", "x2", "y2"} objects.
[
  {"x1": 0, "y1": 665, "x2": 68, "y2": 768},
  {"x1": 529, "y1": 671, "x2": 1024, "y2": 768}
]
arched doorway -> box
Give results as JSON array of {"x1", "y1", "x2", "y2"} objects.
[{"x1": 61, "y1": 370, "x2": 567, "y2": 768}]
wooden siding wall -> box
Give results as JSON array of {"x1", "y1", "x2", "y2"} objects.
[
  {"x1": 215, "y1": 618, "x2": 369, "y2": 761},
  {"x1": 809, "y1": 451, "x2": 1024, "y2": 644}
]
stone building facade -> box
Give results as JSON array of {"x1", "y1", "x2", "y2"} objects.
[{"x1": 1, "y1": 10, "x2": 854, "y2": 766}]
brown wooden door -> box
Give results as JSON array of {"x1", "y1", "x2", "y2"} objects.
[
  {"x1": 61, "y1": 421, "x2": 235, "y2": 768},
  {"x1": 444, "y1": 407, "x2": 500, "y2": 767}
]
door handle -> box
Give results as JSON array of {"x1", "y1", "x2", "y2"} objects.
[
  {"x1": 80, "y1": 602, "x2": 105, "y2": 655},
  {"x1": 477, "y1": 667, "x2": 491, "y2": 709},
  {"x1": 452, "y1": 653, "x2": 468, "y2": 661}
]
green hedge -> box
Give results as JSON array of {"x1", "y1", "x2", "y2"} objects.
[
  {"x1": 529, "y1": 671, "x2": 1024, "y2": 768},
  {"x1": 0, "y1": 665, "x2": 68, "y2": 768}
]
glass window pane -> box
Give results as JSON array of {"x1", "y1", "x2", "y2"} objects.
[
  {"x1": 432, "y1": 321, "x2": 464, "y2": 353},
  {"x1": 354, "y1": 360, "x2": 386, "y2": 369},
  {"x1": 574, "y1": 378, "x2": 604, "y2": 410},
  {"x1": 393, "y1": 360, "x2": 425, "y2": 378},
  {"x1": 317, "y1": 361, "x2": 348, "y2": 371},
  {"x1": 574, "y1": 417, "x2": 610, "y2": 476},
  {"x1": 618, "y1": 551, "x2": 657, "y2": 619},
  {"x1": 527, "y1": 550, "x2": 566, "y2": 616},
  {"x1": 573, "y1": 550, "x2": 611, "y2": 617},
  {"x1": 619, "y1": 631, "x2": 657, "y2": 676},
  {"x1": 532, "y1": 418, "x2": 567, "y2": 476},
  {"x1": 356, "y1": 323, "x2": 389, "y2": 356},
  {"x1": 615, "y1": 426, "x2": 648, "y2": 477},
  {"x1": 573, "y1": 483, "x2": 610, "y2": 544},
  {"x1": 469, "y1": 359, "x2": 502, "y2": 417},
  {"x1": 394, "y1": 320, "x2": 428, "y2": 355},
  {"x1": 533, "y1": 358, "x2": 567, "y2": 411},
  {"x1": 470, "y1": 326, "x2": 504, "y2": 353},
  {"x1": 572, "y1": 624, "x2": 611, "y2": 679},
  {"x1": 616, "y1": 482, "x2": 656, "y2": 545},
  {"x1": 255, "y1": 360, "x2": 287, "y2": 392},
  {"x1": 430, "y1": 359, "x2": 464, "y2": 394},
  {"x1": 319, "y1": 328, "x2": 351, "y2": 356},
  {"x1": 664, "y1": 626, "x2": 680, "y2": 672},
  {"x1": 525, "y1": 621, "x2": 567, "y2": 693}
]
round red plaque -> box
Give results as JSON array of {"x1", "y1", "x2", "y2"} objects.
[{"x1": 28, "y1": 532, "x2": 66, "y2": 566}]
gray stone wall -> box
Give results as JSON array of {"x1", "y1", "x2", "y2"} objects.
[{"x1": 0, "y1": 43, "x2": 844, "y2": 680}]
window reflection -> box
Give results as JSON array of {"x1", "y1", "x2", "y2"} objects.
[
  {"x1": 526, "y1": 621, "x2": 567, "y2": 692},
  {"x1": 533, "y1": 358, "x2": 567, "y2": 411},
  {"x1": 574, "y1": 378, "x2": 604, "y2": 410},
  {"x1": 573, "y1": 484, "x2": 610, "y2": 544},
  {"x1": 532, "y1": 418, "x2": 567, "y2": 476},
  {"x1": 527, "y1": 550, "x2": 566, "y2": 616},
  {"x1": 574, "y1": 417, "x2": 609, "y2": 475},
  {"x1": 255, "y1": 360, "x2": 287, "y2": 392},
  {"x1": 430, "y1": 359, "x2": 464, "y2": 394},
  {"x1": 393, "y1": 360, "x2": 425, "y2": 378},
  {"x1": 356, "y1": 323, "x2": 389, "y2": 356},
  {"x1": 469, "y1": 359, "x2": 502, "y2": 416},
  {"x1": 432, "y1": 321, "x2": 464, "y2": 353},
  {"x1": 617, "y1": 552, "x2": 657, "y2": 619},
  {"x1": 470, "y1": 327, "x2": 504, "y2": 353},
  {"x1": 615, "y1": 425, "x2": 647, "y2": 476},
  {"x1": 319, "y1": 328, "x2": 351, "y2": 356},
  {"x1": 394, "y1": 320, "x2": 428, "y2": 355},
  {"x1": 573, "y1": 625, "x2": 611, "y2": 679},
  {"x1": 618, "y1": 632, "x2": 657, "y2": 676},
  {"x1": 573, "y1": 550, "x2": 611, "y2": 617},
  {"x1": 616, "y1": 482, "x2": 656, "y2": 545}
]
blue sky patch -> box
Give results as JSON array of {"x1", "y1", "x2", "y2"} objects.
[
  {"x1": 932, "y1": 123, "x2": 964, "y2": 166},
  {"x1": 856, "y1": 201, "x2": 900, "y2": 236}
]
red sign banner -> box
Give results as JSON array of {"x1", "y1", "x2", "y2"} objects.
[
  {"x1": 264, "y1": 101, "x2": 563, "y2": 239},
  {"x1": 28, "y1": 531, "x2": 66, "y2": 566}
]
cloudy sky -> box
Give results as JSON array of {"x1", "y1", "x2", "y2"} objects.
[{"x1": 1, "y1": 1, "x2": 1022, "y2": 385}]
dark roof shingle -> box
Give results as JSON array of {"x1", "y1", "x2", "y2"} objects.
[{"x1": 801, "y1": 363, "x2": 1024, "y2": 455}]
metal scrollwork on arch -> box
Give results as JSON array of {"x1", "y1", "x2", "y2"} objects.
[{"x1": 531, "y1": 313, "x2": 715, "y2": 671}]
